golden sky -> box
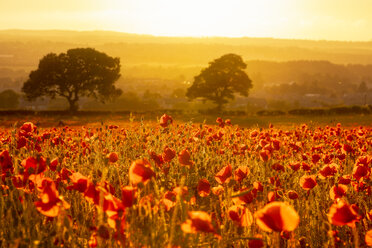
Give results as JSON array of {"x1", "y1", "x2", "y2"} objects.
[{"x1": 0, "y1": 0, "x2": 371, "y2": 41}]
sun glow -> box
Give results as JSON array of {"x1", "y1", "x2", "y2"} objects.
[{"x1": 1, "y1": 0, "x2": 372, "y2": 40}]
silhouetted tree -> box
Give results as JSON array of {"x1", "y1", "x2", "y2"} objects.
[
  {"x1": 22, "y1": 48, "x2": 122, "y2": 112},
  {"x1": 0, "y1": 89, "x2": 20, "y2": 109},
  {"x1": 186, "y1": 54, "x2": 252, "y2": 111}
]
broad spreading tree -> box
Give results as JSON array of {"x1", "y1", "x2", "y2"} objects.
[
  {"x1": 186, "y1": 53, "x2": 252, "y2": 111},
  {"x1": 22, "y1": 48, "x2": 122, "y2": 112}
]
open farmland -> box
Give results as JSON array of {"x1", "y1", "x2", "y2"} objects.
[{"x1": 0, "y1": 115, "x2": 371, "y2": 247}]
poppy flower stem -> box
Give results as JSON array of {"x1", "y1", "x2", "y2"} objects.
[
  {"x1": 275, "y1": 231, "x2": 281, "y2": 248},
  {"x1": 352, "y1": 226, "x2": 359, "y2": 248}
]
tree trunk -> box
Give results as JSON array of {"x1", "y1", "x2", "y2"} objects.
[
  {"x1": 67, "y1": 98, "x2": 79, "y2": 113},
  {"x1": 215, "y1": 101, "x2": 224, "y2": 113}
]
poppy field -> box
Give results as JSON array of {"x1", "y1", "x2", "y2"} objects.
[{"x1": 0, "y1": 115, "x2": 371, "y2": 247}]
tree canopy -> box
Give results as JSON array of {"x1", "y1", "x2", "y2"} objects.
[
  {"x1": 22, "y1": 48, "x2": 122, "y2": 112},
  {"x1": 0, "y1": 89, "x2": 20, "y2": 109},
  {"x1": 186, "y1": 53, "x2": 252, "y2": 111}
]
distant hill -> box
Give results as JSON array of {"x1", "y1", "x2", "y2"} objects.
[{"x1": 1, "y1": 29, "x2": 372, "y2": 68}]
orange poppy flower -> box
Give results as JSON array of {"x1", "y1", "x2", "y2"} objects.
[
  {"x1": 129, "y1": 159, "x2": 155, "y2": 185},
  {"x1": 254, "y1": 201, "x2": 300, "y2": 232},
  {"x1": 178, "y1": 149, "x2": 194, "y2": 166},
  {"x1": 299, "y1": 175, "x2": 317, "y2": 190},
  {"x1": 181, "y1": 211, "x2": 216, "y2": 234},
  {"x1": 327, "y1": 200, "x2": 360, "y2": 227},
  {"x1": 215, "y1": 164, "x2": 232, "y2": 184},
  {"x1": 234, "y1": 166, "x2": 250, "y2": 182},
  {"x1": 365, "y1": 230, "x2": 372, "y2": 246},
  {"x1": 197, "y1": 178, "x2": 211, "y2": 197}
]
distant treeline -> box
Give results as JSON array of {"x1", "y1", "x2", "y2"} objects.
[{"x1": 0, "y1": 105, "x2": 370, "y2": 117}]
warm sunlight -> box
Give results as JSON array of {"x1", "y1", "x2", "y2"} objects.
[{"x1": 1, "y1": 0, "x2": 372, "y2": 40}]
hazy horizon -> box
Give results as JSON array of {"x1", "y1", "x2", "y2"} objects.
[
  {"x1": 1, "y1": 28, "x2": 372, "y2": 43},
  {"x1": 1, "y1": 0, "x2": 372, "y2": 42}
]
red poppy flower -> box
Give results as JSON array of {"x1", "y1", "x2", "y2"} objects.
[
  {"x1": 342, "y1": 143, "x2": 354, "y2": 154},
  {"x1": 329, "y1": 185, "x2": 348, "y2": 201},
  {"x1": 49, "y1": 158, "x2": 59, "y2": 171},
  {"x1": 234, "y1": 166, "x2": 250, "y2": 182},
  {"x1": 121, "y1": 186, "x2": 136, "y2": 208},
  {"x1": 300, "y1": 175, "x2": 317, "y2": 190},
  {"x1": 259, "y1": 150, "x2": 270, "y2": 162},
  {"x1": 248, "y1": 237, "x2": 264, "y2": 248},
  {"x1": 162, "y1": 146, "x2": 176, "y2": 162},
  {"x1": 148, "y1": 150, "x2": 164, "y2": 167},
  {"x1": 215, "y1": 164, "x2": 232, "y2": 184},
  {"x1": 16, "y1": 136, "x2": 27, "y2": 149},
  {"x1": 178, "y1": 149, "x2": 194, "y2": 166},
  {"x1": 20, "y1": 122, "x2": 37, "y2": 134},
  {"x1": 272, "y1": 139, "x2": 280, "y2": 151},
  {"x1": 181, "y1": 211, "x2": 216, "y2": 234},
  {"x1": 162, "y1": 191, "x2": 177, "y2": 211},
  {"x1": 289, "y1": 162, "x2": 301, "y2": 171},
  {"x1": 301, "y1": 162, "x2": 311, "y2": 171},
  {"x1": 173, "y1": 186, "x2": 189, "y2": 197},
  {"x1": 233, "y1": 189, "x2": 254, "y2": 205},
  {"x1": 129, "y1": 159, "x2": 155, "y2": 185},
  {"x1": 22, "y1": 156, "x2": 47, "y2": 175},
  {"x1": 34, "y1": 180, "x2": 70, "y2": 217},
  {"x1": 338, "y1": 175, "x2": 351, "y2": 185},
  {"x1": 318, "y1": 163, "x2": 338, "y2": 179},
  {"x1": 67, "y1": 172, "x2": 89, "y2": 192},
  {"x1": 228, "y1": 205, "x2": 253, "y2": 227},
  {"x1": 197, "y1": 178, "x2": 211, "y2": 197},
  {"x1": 253, "y1": 181, "x2": 263, "y2": 192},
  {"x1": 0, "y1": 150, "x2": 13, "y2": 174},
  {"x1": 352, "y1": 164, "x2": 370, "y2": 181},
  {"x1": 267, "y1": 191, "x2": 280, "y2": 202},
  {"x1": 287, "y1": 190, "x2": 299, "y2": 200},
  {"x1": 254, "y1": 201, "x2": 299, "y2": 232},
  {"x1": 159, "y1": 114, "x2": 173, "y2": 127},
  {"x1": 271, "y1": 163, "x2": 284, "y2": 172},
  {"x1": 311, "y1": 154, "x2": 321, "y2": 164},
  {"x1": 327, "y1": 200, "x2": 360, "y2": 227},
  {"x1": 107, "y1": 152, "x2": 119, "y2": 163}
]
